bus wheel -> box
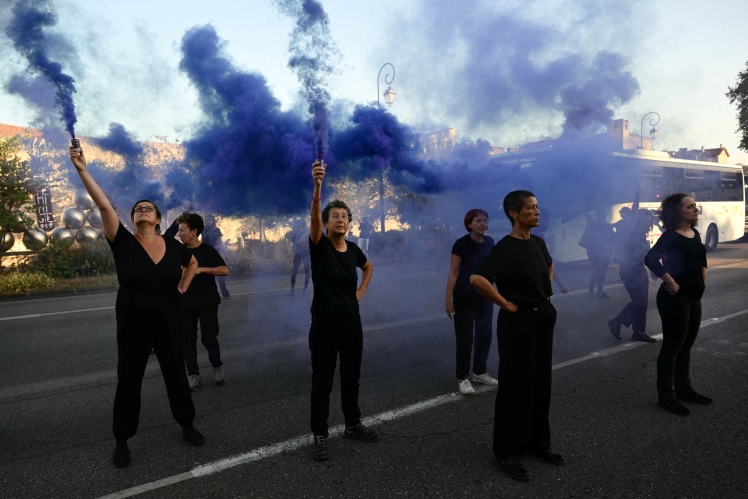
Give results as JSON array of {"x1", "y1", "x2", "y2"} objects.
[{"x1": 705, "y1": 224, "x2": 718, "y2": 252}]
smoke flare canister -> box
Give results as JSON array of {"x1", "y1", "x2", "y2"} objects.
[{"x1": 71, "y1": 138, "x2": 81, "y2": 151}]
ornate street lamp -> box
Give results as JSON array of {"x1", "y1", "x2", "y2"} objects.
[
  {"x1": 377, "y1": 63, "x2": 396, "y2": 108},
  {"x1": 649, "y1": 126, "x2": 659, "y2": 150},
  {"x1": 376, "y1": 63, "x2": 397, "y2": 233},
  {"x1": 640, "y1": 112, "x2": 660, "y2": 150}
]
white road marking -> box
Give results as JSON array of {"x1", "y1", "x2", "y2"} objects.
[{"x1": 95, "y1": 306, "x2": 747, "y2": 499}]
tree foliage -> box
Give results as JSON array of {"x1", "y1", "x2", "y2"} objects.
[
  {"x1": 0, "y1": 137, "x2": 36, "y2": 263},
  {"x1": 727, "y1": 60, "x2": 748, "y2": 152}
]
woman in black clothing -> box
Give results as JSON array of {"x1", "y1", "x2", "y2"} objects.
[
  {"x1": 445, "y1": 209, "x2": 496, "y2": 395},
  {"x1": 471, "y1": 190, "x2": 563, "y2": 482},
  {"x1": 70, "y1": 146, "x2": 204, "y2": 468},
  {"x1": 308, "y1": 160, "x2": 376, "y2": 461},
  {"x1": 645, "y1": 193, "x2": 710, "y2": 416},
  {"x1": 608, "y1": 189, "x2": 657, "y2": 343},
  {"x1": 584, "y1": 209, "x2": 615, "y2": 298}
]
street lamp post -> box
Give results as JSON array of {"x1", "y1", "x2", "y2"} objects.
[
  {"x1": 640, "y1": 112, "x2": 660, "y2": 150},
  {"x1": 377, "y1": 63, "x2": 396, "y2": 233},
  {"x1": 377, "y1": 63, "x2": 396, "y2": 108}
]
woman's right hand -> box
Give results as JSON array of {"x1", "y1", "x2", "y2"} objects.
[
  {"x1": 501, "y1": 301, "x2": 518, "y2": 313},
  {"x1": 445, "y1": 301, "x2": 454, "y2": 319},
  {"x1": 312, "y1": 161, "x2": 325, "y2": 187},
  {"x1": 69, "y1": 146, "x2": 87, "y2": 173},
  {"x1": 664, "y1": 280, "x2": 680, "y2": 295}
]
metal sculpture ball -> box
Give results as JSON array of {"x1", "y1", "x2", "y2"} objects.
[
  {"x1": 63, "y1": 208, "x2": 87, "y2": 229},
  {"x1": 1, "y1": 231, "x2": 15, "y2": 252},
  {"x1": 87, "y1": 208, "x2": 103, "y2": 229},
  {"x1": 50, "y1": 227, "x2": 75, "y2": 247},
  {"x1": 22, "y1": 228, "x2": 49, "y2": 250},
  {"x1": 75, "y1": 227, "x2": 100, "y2": 245},
  {"x1": 74, "y1": 189, "x2": 96, "y2": 210}
]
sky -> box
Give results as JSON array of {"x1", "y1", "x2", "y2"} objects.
[{"x1": 1, "y1": 0, "x2": 747, "y2": 164}]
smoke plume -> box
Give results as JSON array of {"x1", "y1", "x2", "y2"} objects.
[
  {"x1": 276, "y1": 0, "x2": 340, "y2": 161},
  {"x1": 5, "y1": 0, "x2": 78, "y2": 138}
]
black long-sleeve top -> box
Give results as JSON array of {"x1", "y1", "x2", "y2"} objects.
[{"x1": 644, "y1": 229, "x2": 707, "y2": 302}]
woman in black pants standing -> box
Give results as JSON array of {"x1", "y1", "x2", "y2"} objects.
[
  {"x1": 645, "y1": 193, "x2": 710, "y2": 416},
  {"x1": 445, "y1": 209, "x2": 497, "y2": 395}
]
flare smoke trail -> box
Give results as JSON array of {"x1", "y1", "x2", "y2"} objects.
[
  {"x1": 276, "y1": 0, "x2": 339, "y2": 161},
  {"x1": 5, "y1": 0, "x2": 78, "y2": 138}
]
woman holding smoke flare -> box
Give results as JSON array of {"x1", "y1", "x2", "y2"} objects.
[
  {"x1": 445, "y1": 208, "x2": 497, "y2": 395},
  {"x1": 645, "y1": 193, "x2": 710, "y2": 416},
  {"x1": 69, "y1": 145, "x2": 205, "y2": 469},
  {"x1": 307, "y1": 160, "x2": 376, "y2": 461}
]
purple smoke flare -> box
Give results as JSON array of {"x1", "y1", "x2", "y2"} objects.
[
  {"x1": 277, "y1": 0, "x2": 339, "y2": 162},
  {"x1": 6, "y1": 0, "x2": 78, "y2": 138}
]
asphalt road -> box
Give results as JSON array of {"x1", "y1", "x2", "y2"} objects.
[{"x1": 1, "y1": 243, "x2": 747, "y2": 498}]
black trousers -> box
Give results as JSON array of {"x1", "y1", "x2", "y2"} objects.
[
  {"x1": 291, "y1": 252, "x2": 311, "y2": 291},
  {"x1": 493, "y1": 299, "x2": 556, "y2": 460},
  {"x1": 182, "y1": 305, "x2": 223, "y2": 376},
  {"x1": 614, "y1": 264, "x2": 649, "y2": 333},
  {"x1": 113, "y1": 307, "x2": 195, "y2": 441},
  {"x1": 453, "y1": 294, "x2": 493, "y2": 379},
  {"x1": 217, "y1": 276, "x2": 231, "y2": 297},
  {"x1": 655, "y1": 288, "x2": 702, "y2": 399},
  {"x1": 588, "y1": 252, "x2": 611, "y2": 294},
  {"x1": 309, "y1": 314, "x2": 363, "y2": 437}
]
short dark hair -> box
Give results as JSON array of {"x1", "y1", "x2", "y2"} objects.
[
  {"x1": 176, "y1": 213, "x2": 205, "y2": 236},
  {"x1": 321, "y1": 200, "x2": 352, "y2": 224},
  {"x1": 658, "y1": 192, "x2": 696, "y2": 231},
  {"x1": 463, "y1": 209, "x2": 489, "y2": 232},
  {"x1": 130, "y1": 199, "x2": 162, "y2": 231},
  {"x1": 503, "y1": 190, "x2": 535, "y2": 226}
]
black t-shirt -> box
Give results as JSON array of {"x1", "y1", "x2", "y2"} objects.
[
  {"x1": 310, "y1": 234, "x2": 367, "y2": 315},
  {"x1": 359, "y1": 221, "x2": 372, "y2": 239},
  {"x1": 474, "y1": 234, "x2": 553, "y2": 304},
  {"x1": 182, "y1": 243, "x2": 226, "y2": 308},
  {"x1": 108, "y1": 222, "x2": 192, "y2": 314},
  {"x1": 644, "y1": 229, "x2": 707, "y2": 302},
  {"x1": 201, "y1": 225, "x2": 223, "y2": 248},
  {"x1": 451, "y1": 233, "x2": 495, "y2": 298}
]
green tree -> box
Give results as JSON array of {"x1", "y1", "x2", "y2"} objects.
[
  {"x1": 0, "y1": 137, "x2": 36, "y2": 264},
  {"x1": 727, "y1": 61, "x2": 748, "y2": 152}
]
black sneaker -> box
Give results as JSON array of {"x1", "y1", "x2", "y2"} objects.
[
  {"x1": 607, "y1": 319, "x2": 621, "y2": 340},
  {"x1": 112, "y1": 440, "x2": 130, "y2": 468},
  {"x1": 313, "y1": 435, "x2": 329, "y2": 461},
  {"x1": 344, "y1": 423, "x2": 379, "y2": 442},
  {"x1": 676, "y1": 389, "x2": 712, "y2": 405},
  {"x1": 657, "y1": 399, "x2": 690, "y2": 416},
  {"x1": 182, "y1": 425, "x2": 205, "y2": 446},
  {"x1": 632, "y1": 331, "x2": 657, "y2": 343}
]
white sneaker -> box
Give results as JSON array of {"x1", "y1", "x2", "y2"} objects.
[
  {"x1": 213, "y1": 366, "x2": 226, "y2": 386},
  {"x1": 472, "y1": 373, "x2": 498, "y2": 386},
  {"x1": 187, "y1": 374, "x2": 201, "y2": 392},
  {"x1": 458, "y1": 378, "x2": 476, "y2": 395}
]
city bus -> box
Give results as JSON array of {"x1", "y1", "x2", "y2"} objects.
[{"x1": 488, "y1": 146, "x2": 745, "y2": 262}]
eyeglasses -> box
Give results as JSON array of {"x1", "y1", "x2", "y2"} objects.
[{"x1": 134, "y1": 206, "x2": 155, "y2": 213}]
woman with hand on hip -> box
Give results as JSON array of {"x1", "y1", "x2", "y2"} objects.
[{"x1": 645, "y1": 193, "x2": 710, "y2": 416}]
